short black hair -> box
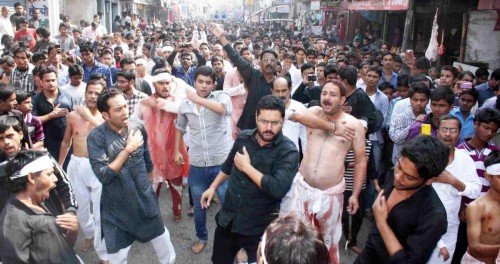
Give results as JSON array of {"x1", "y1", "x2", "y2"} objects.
[
  {"x1": 68, "y1": 65, "x2": 83, "y2": 77},
  {"x1": 15, "y1": 90, "x2": 31, "y2": 104},
  {"x1": 378, "y1": 81, "x2": 394, "y2": 92},
  {"x1": 415, "y1": 57, "x2": 431, "y2": 70},
  {"x1": 459, "y1": 87, "x2": 479, "y2": 102},
  {"x1": 400, "y1": 135, "x2": 450, "y2": 180},
  {"x1": 397, "y1": 74, "x2": 410, "y2": 87},
  {"x1": 120, "y1": 57, "x2": 135, "y2": 67},
  {"x1": 97, "y1": 88, "x2": 123, "y2": 113},
  {"x1": 0, "y1": 56, "x2": 15, "y2": 67},
  {"x1": 441, "y1": 65, "x2": 459, "y2": 79},
  {"x1": 194, "y1": 66, "x2": 216, "y2": 82},
  {"x1": 338, "y1": 65, "x2": 357, "y2": 86},
  {"x1": 210, "y1": 56, "x2": 224, "y2": 65},
  {"x1": 409, "y1": 82, "x2": 431, "y2": 99},
  {"x1": 0, "y1": 83, "x2": 16, "y2": 101},
  {"x1": 484, "y1": 150, "x2": 500, "y2": 168},
  {"x1": 259, "y1": 49, "x2": 278, "y2": 60},
  {"x1": 12, "y1": 47, "x2": 30, "y2": 59},
  {"x1": 475, "y1": 67, "x2": 490, "y2": 79},
  {"x1": 5, "y1": 150, "x2": 46, "y2": 193},
  {"x1": 474, "y1": 108, "x2": 500, "y2": 126},
  {"x1": 324, "y1": 64, "x2": 339, "y2": 77},
  {"x1": 491, "y1": 68, "x2": 500, "y2": 81},
  {"x1": 366, "y1": 65, "x2": 382, "y2": 77},
  {"x1": 300, "y1": 63, "x2": 315, "y2": 74},
  {"x1": 38, "y1": 66, "x2": 57, "y2": 80},
  {"x1": 459, "y1": 71, "x2": 475, "y2": 81},
  {"x1": 430, "y1": 86, "x2": 454, "y2": 105},
  {"x1": 438, "y1": 114, "x2": 462, "y2": 131},
  {"x1": 256, "y1": 95, "x2": 285, "y2": 118},
  {"x1": 0, "y1": 115, "x2": 22, "y2": 134},
  {"x1": 240, "y1": 47, "x2": 250, "y2": 56},
  {"x1": 116, "y1": 69, "x2": 135, "y2": 81}
]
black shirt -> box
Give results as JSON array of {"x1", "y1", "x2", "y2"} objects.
[
  {"x1": 292, "y1": 83, "x2": 321, "y2": 104},
  {"x1": 223, "y1": 44, "x2": 273, "y2": 130},
  {"x1": 355, "y1": 182, "x2": 448, "y2": 264},
  {"x1": 216, "y1": 129, "x2": 299, "y2": 236}
]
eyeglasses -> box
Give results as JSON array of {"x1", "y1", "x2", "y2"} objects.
[
  {"x1": 439, "y1": 127, "x2": 460, "y2": 134},
  {"x1": 257, "y1": 119, "x2": 282, "y2": 127},
  {"x1": 262, "y1": 58, "x2": 277, "y2": 63}
]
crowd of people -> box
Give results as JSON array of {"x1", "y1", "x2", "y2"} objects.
[{"x1": 0, "y1": 2, "x2": 499, "y2": 264}]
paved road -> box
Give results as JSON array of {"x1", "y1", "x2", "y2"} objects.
[{"x1": 77, "y1": 186, "x2": 373, "y2": 264}]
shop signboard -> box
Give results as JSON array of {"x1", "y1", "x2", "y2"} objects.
[
  {"x1": 348, "y1": 0, "x2": 409, "y2": 10},
  {"x1": 272, "y1": 0, "x2": 292, "y2": 6},
  {"x1": 271, "y1": 4, "x2": 290, "y2": 13},
  {"x1": 320, "y1": 0, "x2": 340, "y2": 11}
]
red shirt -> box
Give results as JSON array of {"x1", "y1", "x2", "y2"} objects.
[{"x1": 15, "y1": 28, "x2": 38, "y2": 51}]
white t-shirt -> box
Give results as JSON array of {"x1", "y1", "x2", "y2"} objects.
[{"x1": 60, "y1": 82, "x2": 87, "y2": 104}]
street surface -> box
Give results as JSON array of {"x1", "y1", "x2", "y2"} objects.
[{"x1": 77, "y1": 186, "x2": 373, "y2": 264}]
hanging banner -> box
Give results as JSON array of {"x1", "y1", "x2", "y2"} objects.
[
  {"x1": 27, "y1": 0, "x2": 59, "y2": 36},
  {"x1": 320, "y1": 0, "x2": 340, "y2": 11},
  {"x1": 348, "y1": 0, "x2": 409, "y2": 11},
  {"x1": 271, "y1": 5, "x2": 290, "y2": 13}
]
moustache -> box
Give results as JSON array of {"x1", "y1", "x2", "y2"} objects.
[{"x1": 263, "y1": 130, "x2": 274, "y2": 135}]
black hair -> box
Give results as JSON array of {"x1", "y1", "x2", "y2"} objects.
[
  {"x1": 0, "y1": 83, "x2": 15, "y2": 101},
  {"x1": 322, "y1": 79, "x2": 347, "y2": 97},
  {"x1": 492, "y1": 68, "x2": 500, "y2": 81},
  {"x1": 438, "y1": 114, "x2": 462, "y2": 131},
  {"x1": 378, "y1": 81, "x2": 395, "y2": 92},
  {"x1": 36, "y1": 27, "x2": 50, "y2": 38},
  {"x1": 114, "y1": 46, "x2": 123, "y2": 53},
  {"x1": 85, "y1": 79, "x2": 105, "y2": 92},
  {"x1": 397, "y1": 74, "x2": 410, "y2": 88},
  {"x1": 194, "y1": 66, "x2": 216, "y2": 82},
  {"x1": 263, "y1": 215, "x2": 330, "y2": 264},
  {"x1": 272, "y1": 76, "x2": 291, "y2": 89},
  {"x1": 256, "y1": 95, "x2": 285, "y2": 118},
  {"x1": 259, "y1": 49, "x2": 278, "y2": 60},
  {"x1": 97, "y1": 88, "x2": 123, "y2": 113},
  {"x1": 338, "y1": 65, "x2": 357, "y2": 86},
  {"x1": 400, "y1": 135, "x2": 450, "y2": 180},
  {"x1": 240, "y1": 47, "x2": 250, "y2": 56},
  {"x1": 5, "y1": 150, "x2": 46, "y2": 193},
  {"x1": 441, "y1": 65, "x2": 459, "y2": 79},
  {"x1": 116, "y1": 69, "x2": 135, "y2": 81},
  {"x1": 0, "y1": 56, "x2": 15, "y2": 67},
  {"x1": 283, "y1": 53, "x2": 295, "y2": 60},
  {"x1": 179, "y1": 52, "x2": 192, "y2": 59},
  {"x1": 80, "y1": 45, "x2": 94, "y2": 54},
  {"x1": 459, "y1": 71, "x2": 475, "y2": 81},
  {"x1": 409, "y1": 82, "x2": 431, "y2": 99},
  {"x1": 15, "y1": 90, "x2": 31, "y2": 104},
  {"x1": 12, "y1": 47, "x2": 30, "y2": 59},
  {"x1": 475, "y1": 67, "x2": 490, "y2": 79},
  {"x1": 317, "y1": 62, "x2": 327, "y2": 68},
  {"x1": 210, "y1": 56, "x2": 224, "y2": 65},
  {"x1": 474, "y1": 108, "x2": 500, "y2": 127},
  {"x1": 0, "y1": 115, "x2": 22, "y2": 134},
  {"x1": 233, "y1": 41, "x2": 244, "y2": 49},
  {"x1": 120, "y1": 57, "x2": 135, "y2": 67},
  {"x1": 366, "y1": 65, "x2": 382, "y2": 77},
  {"x1": 13, "y1": 2, "x2": 23, "y2": 8},
  {"x1": 484, "y1": 150, "x2": 500, "y2": 168},
  {"x1": 415, "y1": 57, "x2": 431, "y2": 70},
  {"x1": 430, "y1": 86, "x2": 454, "y2": 105},
  {"x1": 459, "y1": 87, "x2": 479, "y2": 102},
  {"x1": 68, "y1": 65, "x2": 83, "y2": 77},
  {"x1": 300, "y1": 63, "x2": 315, "y2": 74},
  {"x1": 38, "y1": 66, "x2": 57, "y2": 80}
]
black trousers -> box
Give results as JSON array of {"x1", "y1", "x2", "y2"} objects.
[
  {"x1": 342, "y1": 189, "x2": 367, "y2": 246},
  {"x1": 451, "y1": 220, "x2": 468, "y2": 264},
  {"x1": 212, "y1": 222, "x2": 261, "y2": 264}
]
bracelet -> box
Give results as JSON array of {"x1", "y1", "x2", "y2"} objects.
[{"x1": 52, "y1": 111, "x2": 57, "y2": 117}]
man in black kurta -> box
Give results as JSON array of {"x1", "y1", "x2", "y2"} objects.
[{"x1": 87, "y1": 89, "x2": 175, "y2": 263}]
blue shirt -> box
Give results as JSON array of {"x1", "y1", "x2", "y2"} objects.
[
  {"x1": 379, "y1": 71, "x2": 398, "y2": 88},
  {"x1": 476, "y1": 82, "x2": 495, "y2": 107},
  {"x1": 450, "y1": 107, "x2": 475, "y2": 144},
  {"x1": 81, "y1": 60, "x2": 113, "y2": 88}
]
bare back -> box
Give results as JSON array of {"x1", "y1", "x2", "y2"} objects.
[
  {"x1": 300, "y1": 107, "x2": 366, "y2": 190},
  {"x1": 67, "y1": 111, "x2": 104, "y2": 157}
]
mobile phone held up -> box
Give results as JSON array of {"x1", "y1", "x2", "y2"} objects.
[{"x1": 308, "y1": 73, "x2": 317, "y2": 82}]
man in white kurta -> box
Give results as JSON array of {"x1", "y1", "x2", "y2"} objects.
[{"x1": 428, "y1": 116, "x2": 482, "y2": 263}]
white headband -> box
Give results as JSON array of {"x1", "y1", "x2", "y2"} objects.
[
  {"x1": 260, "y1": 231, "x2": 269, "y2": 264},
  {"x1": 10, "y1": 155, "x2": 53, "y2": 180},
  {"x1": 485, "y1": 164, "x2": 500, "y2": 176},
  {"x1": 153, "y1": 73, "x2": 172, "y2": 83}
]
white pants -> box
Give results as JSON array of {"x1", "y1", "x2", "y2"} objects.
[
  {"x1": 67, "y1": 155, "x2": 108, "y2": 260},
  {"x1": 427, "y1": 227, "x2": 458, "y2": 264},
  {"x1": 107, "y1": 227, "x2": 176, "y2": 264}
]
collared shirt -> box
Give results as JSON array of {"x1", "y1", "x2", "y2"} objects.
[
  {"x1": 355, "y1": 184, "x2": 447, "y2": 264},
  {"x1": 0, "y1": 15, "x2": 14, "y2": 38},
  {"x1": 48, "y1": 64, "x2": 70, "y2": 87},
  {"x1": 0, "y1": 199, "x2": 80, "y2": 263},
  {"x1": 124, "y1": 89, "x2": 148, "y2": 115},
  {"x1": 216, "y1": 129, "x2": 299, "y2": 236},
  {"x1": 54, "y1": 34, "x2": 76, "y2": 51},
  {"x1": 476, "y1": 95, "x2": 497, "y2": 113},
  {"x1": 378, "y1": 71, "x2": 398, "y2": 88},
  {"x1": 475, "y1": 82, "x2": 495, "y2": 107},
  {"x1": 356, "y1": 78, "x2": 366, "y2": 90},
  {"x1": 88, "y1": 121, "x2": 164, "y2": 253},
  {"x1": 32, "y1": 89, "x2": 77, "y2": 160},
  {"x1": 383, "y1": 96, "x2": 403, "y2": 132},
  {"x1": 175, "y1": 91, "x2": 232, "y2": 167},
  {"x1": 407, "y1": 113, "x2": 439, "y2": 140},
  {"x1": 450, "y1": 107, "x2": 475, "y2": 143},
  {"x1": 223, "y1": 44, "x2": 273, "y2": 130},
  {"x1": 292, "y1": 83, "x2": 321, "y2": 105},
  {"x1": 282, "y1": 100, "x2": 307, "y2": 151},
  {"x1": 28, "y1": 18, "x2": 40, "y2": 29},
  {"x1": 10, "y1": 64, "x2": 35, "y2": 94},
  {"x1": 457, "y1": 140, "x2": 500, "y2": 205},
  {"x1": 362, "y1": 87, "x2": 389, "y2": 143},
  {"x1": 431, "y1": 149, "x2": 481, "y2": 253},
  {"x1": 82, "y1": 60, "x2": 113, "y2": 87}
]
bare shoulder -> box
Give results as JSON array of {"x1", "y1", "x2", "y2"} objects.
[
  {"x1": 467, "y1": 197, "x2": 486, "y2": 217},
  {"x1": 307, "y1": 106, "x2": 323, "y2": 116},
  {"x1": 343, "y1": 113, "x2": 363, "y2": 128}
]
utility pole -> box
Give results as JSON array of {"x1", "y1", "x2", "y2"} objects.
[{"x1": 401, "y1": 0, "x2": 415, "y2": 51}]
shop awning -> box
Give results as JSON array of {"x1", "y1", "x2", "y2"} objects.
[{"x1": 348, "y1": 0, "x2": 409, "y2": 11}]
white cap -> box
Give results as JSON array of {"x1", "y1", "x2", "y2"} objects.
[
  {"x1": 135, "y1": 58, "x2": 148, "y2": 66},
  {"x1": 162, "y1": 46, "x2": 174, "y2": 53}
]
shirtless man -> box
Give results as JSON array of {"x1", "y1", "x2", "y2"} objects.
[
  {"x1": 280, "y1": 79, "x2": 367, "y2": 263},
  {"x1": 463, "y1": 151, "x2": 500, "y2": 264},
  {"x1": 58, "y1": 79, "x2": 108, "y2": 262}
]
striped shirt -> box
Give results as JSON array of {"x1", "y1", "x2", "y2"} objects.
[
  {"x1": 175, "y1": 91, "x2": 233, "y2": 167},
  {"x1": 344, "y1": 139, "x2": 372, "y2": 191},
  {"x1": 457, "y1": 140, "x2": 499, "y2": 205}
]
